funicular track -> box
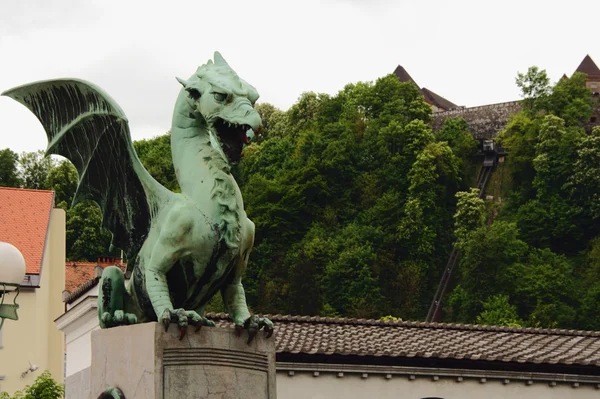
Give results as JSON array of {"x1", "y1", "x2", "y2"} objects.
[{"x1": 425, "y1": 140, "x2": 501, "y2": 323}]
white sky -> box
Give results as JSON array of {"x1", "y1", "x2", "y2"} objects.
[{"x1": 0, "y1": 0, "x2": 598, "y2": 153}]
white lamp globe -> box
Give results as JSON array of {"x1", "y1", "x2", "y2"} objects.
[{"x1": 0, "y1": 242, "x2": 26, "y2": 287}]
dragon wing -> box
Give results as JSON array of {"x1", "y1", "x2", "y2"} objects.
[{"x1": 2, "y1": 79, "x2": 171, "y2": 273}]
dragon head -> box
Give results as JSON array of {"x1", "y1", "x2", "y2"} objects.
[{"x1": 176, "y1": 52, "x2": 262, "y2": 165}]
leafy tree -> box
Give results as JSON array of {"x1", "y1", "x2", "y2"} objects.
[
  {"x1": 451, "y1": 221, "x2": 528, "y2": 320},
  {"x1": 453, "y1": 188, "x2": 485, "y2": 250},
  {"x1": 515, "y1": 66, "x2": 551, "y2": 111},
  {"x1": 0, "y1": 148, "x2": 22, "y2": 188},
  {"x1": 0, "y1": 370, "x2": 64, "y2": 399},
  {"x1": 497, "y1": 113, "x2": 539, "y2": 203},
  {"x1": 236, "y1": 74, "x2": 455, "y2": 319},
  {"x1": 285, "y1": 226, "x2": 330, "y2": 315},
  {"x1": 579, "y1": 283, "x2": 600, "y2": 330},
  {"x1": 134, "y1": 133, "x2": 179, "y2": 192},
  {"x1": 547, "y1": 72, "x2": 594, "y2": 126},
  {"x1": 476, "y1": 295, "x2": 523, "y2": 327},
  {"x1": 3, "y1": 64, "x2": 593, "y2": 329},
  {"x1": 322, "y1": 224, "x2": 382, "y2": 318},
  {"x1": 254, "y1": 103, "x2": 290, "y2": 141},
  {"x1": 46, "y1": 160, "x2": 78, "y2": 207},
  {"x1": 18, "y1": 151, "x2": 55, "y2": 190},
  {"x1": 65, "y1": 201, "x2": 112, "y2": 261},
  {"x1": 515, "y1": 115, "x2": 585, "y2": 251},
  {"x1": 436, "y1": 118, "x2": 478, "y2": 162},
  {"x1": 532, "y1": 115, "x2": 582, "y2": 198},
  {"x1": 508, "y1": 248, "x2": 577, "y2": 328},
  {"x1": 567, "y1": 127, "x2": 600, "y2": 221},
  {"x1": 398, "y1": 140, "x2": 460, "y2": 261}
]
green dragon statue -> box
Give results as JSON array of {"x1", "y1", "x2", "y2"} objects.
[{"x1": 2, "y1": 52, "x2": 273, "y2": 344}]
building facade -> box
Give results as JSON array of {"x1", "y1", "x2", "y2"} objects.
[
  {"x1": 57, "y1": 281, "x2": 600, "y2": 399},
  {"x1": 0, "y1": 188, "x2": 65, "y2": 394}
]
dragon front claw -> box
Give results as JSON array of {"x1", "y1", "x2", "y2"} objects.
[
  {"x1": 101, "y1": 310, "x2": 137, "y2": 328},
  {"x1": 236, "y1": 315, "x2": 274, "y2": 344},
  {"x1": 159, "y1": 309, "x2": 215, "y2": 339}
]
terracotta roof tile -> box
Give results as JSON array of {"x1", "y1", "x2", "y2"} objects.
[
  {"x1": 64, "y1": 276, "x2": 101, "y2": 304},
  {"x1": 0, "y1": 187, "x2": 54, "y2": 274},
  {"x1": 206, "y1": 313, "x2": 600, "y2": 368},
  {"x1": 65, "y1": 262, "x2": 100, "y2": 292},
  {"x1": 65, "y1": 260, "x2": 125, "y2": 293}
]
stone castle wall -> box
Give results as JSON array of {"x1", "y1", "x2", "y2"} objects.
[{"x1": 432, "y1": 101, "x2": 523, "y2": 140}]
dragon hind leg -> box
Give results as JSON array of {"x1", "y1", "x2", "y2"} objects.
[{"x1": 98, "y1": 266, "x2": 138, "y2": 328}]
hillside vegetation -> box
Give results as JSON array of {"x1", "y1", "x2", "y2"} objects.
[{"x1": 2, "y1": 67, "x2": 599, "y2": 329}]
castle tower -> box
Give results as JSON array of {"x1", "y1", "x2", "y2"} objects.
[
  {"x1": 393, "y1": 65, "x2": 459, "y2": 112},
  {"x1": 575, "y1": 55, "x2": 600, "y2": 95}
]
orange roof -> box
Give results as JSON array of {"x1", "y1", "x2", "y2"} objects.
[
  {"x1": 0, "y1": 187, "x2": 54, "y2": 275},
  {"x1": 65, "y1": 262, "x2": 99, "y2": 292},
  {"x1": 65, "y1": 259, "x2": 126, "y2": 292}
]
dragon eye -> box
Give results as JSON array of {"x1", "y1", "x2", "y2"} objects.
[{"x1": 214, "y1": 92, "x2": 227, "y2": 102}]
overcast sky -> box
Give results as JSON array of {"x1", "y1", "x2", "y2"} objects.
[{"x1": 1, "y1": 0, "x2": 598, "y2": 153}]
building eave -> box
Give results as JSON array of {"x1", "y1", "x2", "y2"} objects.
[{"x1": 55, "y1": 295, "x2": 97, "y2": 331}]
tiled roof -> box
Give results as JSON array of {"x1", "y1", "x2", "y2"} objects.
[
  {"x1": 0, "y1": 187, "x2": 54, "y2": 274},
  {"x1": 393, "y1": 65, "x2": 419, "y2": 88},
  {"x1": 575, "y1": 55, "x2": 600, "y2": 78},
  {"x1": 392, "y1": 66, "x2": 457, "y2": 111},
  {"x1": 65, "y1": 259, "x2": 126, "y2": 293},
  {"x1": 66, "y1": 262, "x2": 100, "y2": 292},
  {"x1": 207, "y1": 313, "x2": 600, "y2": 368},
  {"x1": 421, "y1": 87, "x2": 458, "y2": 111},
  {"x1": 64, "y1": 276, "x2": 101, "y2": 304}
]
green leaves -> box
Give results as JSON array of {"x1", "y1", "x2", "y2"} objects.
[
  {"x1": 450, "y1": 65, "x2": 600, "y2": 329},
  {"x1": 516, "y1": 66, "x2": 551, "y2": 111},
  {"x1": 65, "y1": 201, "x2": 112, "y2": 261},
  {"x1": 453, "y1": 188, "x2": 485, "y2": 250},
  {"x1": 0, "y1": 148, "x2": 21, "y2": 188},
  {"x1": 476, "y1": 295, "x2": 523, "y2": 327},
  {"x1": 232, "y1": 74, "x2": 473, "y2": 320},
  {"x1": 509, "y1": 249, "x2": 577, "y2": 328},
  {"x1": 134, "y1": 132, "x2": 179, "y2": 192},
  {"x1": 46, "y1": 160, "x2": 78, "y2": 207},
  {"x1": 18, "y1": 150, "x2": 55, "y2": 190},
  {"x1": 1, "y1": 371, "x2": 64, "y2": 399}
]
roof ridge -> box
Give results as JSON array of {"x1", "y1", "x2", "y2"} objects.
[
  {"x1": 393, "y1": 65, "x2": 420, "y2": 88},
  {"x1": 575, "y1": 54, "x2": 600, "y2": 76},
  {"x1": 66, "y1": 261, "x2": 102, "y2": 265},
  {"x1": 0, "y1": 186, "x2": 55, "y2": 194},
  {"x1": 64, "y1": 276, "x2": 101, "y2": 304},
  {"x1": 420, "y1": 86, "x2": 458, "y2": 109},
  {"x1": 204, "y1": 312, "x2": 600, "y2": 337}
]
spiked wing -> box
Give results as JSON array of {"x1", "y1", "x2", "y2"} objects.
[{"x1": 2, "y1": 79, "x2": 171, "y2": 270}]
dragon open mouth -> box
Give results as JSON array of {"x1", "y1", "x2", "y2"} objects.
[{"x1": 213, "y1": 118, "x2": 252, "y2": 164}]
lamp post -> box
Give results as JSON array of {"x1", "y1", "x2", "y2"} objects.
[{"x1": 0, "y1": 242, "x2": 26, "y2": 330}]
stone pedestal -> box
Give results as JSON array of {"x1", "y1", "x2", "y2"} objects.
[{"x1": 91, "y1": 323, "x2": 276, "y2": 399}]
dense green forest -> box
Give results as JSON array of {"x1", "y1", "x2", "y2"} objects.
[{"x1": 2, "y1": 67, "x2": 599, "y2": 330}]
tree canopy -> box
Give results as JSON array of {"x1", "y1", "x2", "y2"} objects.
[{"x1": 1, "y1": 66, "x2": 599, "y2": 330}]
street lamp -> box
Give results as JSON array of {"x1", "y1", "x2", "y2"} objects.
[{"x1": 0, "y1": 242, "x2": 26, "y2": 330}]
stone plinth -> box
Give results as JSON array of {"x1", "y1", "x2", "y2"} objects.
[{"x1": 91, "y1": 323, "x2": 276, "y2": 399}]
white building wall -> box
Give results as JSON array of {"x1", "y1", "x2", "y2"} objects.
[
  {"x1": 277, "y1": 371, "x2": 599, "y2": 399},
  {"x1": 65, "y1": 315, "x2": 99, "y2": 376},
  {"x1": 55, "y1": 288, "x2": 100, "y2": 378}
]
